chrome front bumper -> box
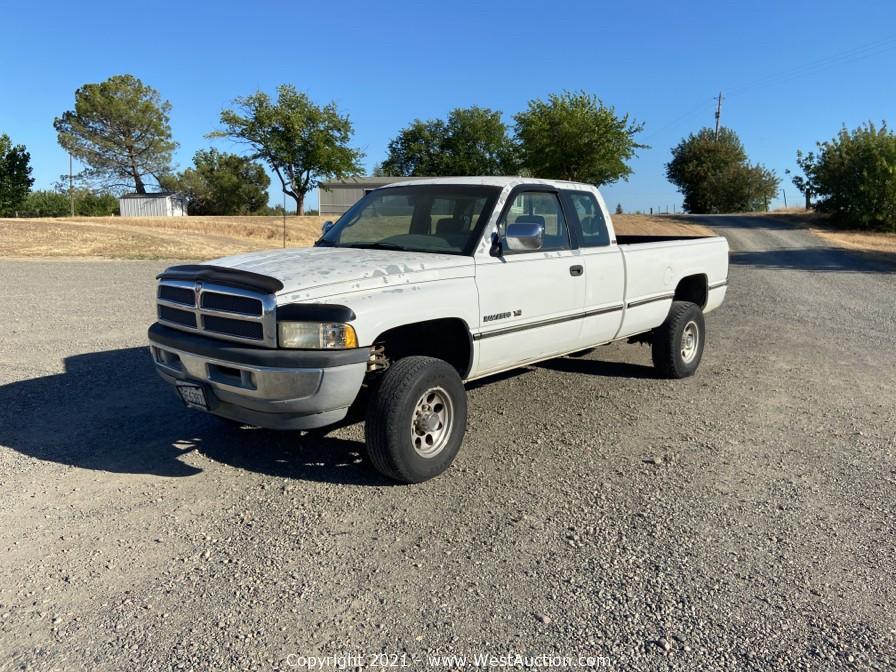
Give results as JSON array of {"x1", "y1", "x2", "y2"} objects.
[{"x1": 148, "y1": 323, "x2": 367, "y2": 430}]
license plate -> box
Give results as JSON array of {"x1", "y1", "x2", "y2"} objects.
[{"x1": 175, "y1": 381, "x2": 208, "y2": 411}]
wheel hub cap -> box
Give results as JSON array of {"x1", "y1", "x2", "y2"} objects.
[
  {"x1": 415, "y1": 411, "x2": 440, "y2": 433},
  {"x1": 411, "y1": 387, "x2": 453, "y2": 458},
  {"x1": 681, "y1": 321, "x2": 699, "y2": 363}
]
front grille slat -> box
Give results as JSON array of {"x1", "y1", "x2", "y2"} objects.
[
  {"x1": 158, "y1": 285, "x2": 195, "y2": 306},
  {"x1": 156, "y1": 280, "x2": 275, "y2": 346},
  {"x1": 201, "y1": 292, "x2": 262, "y2": 316},
  {"x1": 202, "y1": 315, "x2": 265, "y2": 340},
  {"x1": 158, "y1": 305, "x2": 197, "y2": 328}
]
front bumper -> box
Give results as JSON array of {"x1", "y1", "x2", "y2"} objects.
[{"x1": 147, "y1": 323, "x2": 368, "y2": 430}]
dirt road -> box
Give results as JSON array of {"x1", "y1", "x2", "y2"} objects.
[{"x1": 1, "y1": 216, "x2": 894, "y2": 670}]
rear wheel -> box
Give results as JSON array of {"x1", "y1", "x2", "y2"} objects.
[
  {"x1": 651, "y1": 301, "x2": 705, "y2": 378},
  {"x1": 365, "y1": 356, "x2": 467, "y2": 483}
]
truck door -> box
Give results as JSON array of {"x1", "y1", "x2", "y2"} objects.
[
  {"x1": 473, "y1": 188, "x2": 587, "y2": 375},
  {"x1": 561, "y1": 189, "x2": 625, "y2": 346}
]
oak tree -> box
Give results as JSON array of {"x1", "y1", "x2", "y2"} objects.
[
  {"x1": 513, "y1": 91, "x2": 646, "y2": 185},
  {"x1": 161, "y1": 149, "x2": 270, "y2": 215},
  {"x1": 381, "y1": 106, "x2": 516, "y2": 176},
  {"x1": 212, "y1": 85, "x2": 363, "y2": 215},
  {"x1": 666, "y1": 127, "x2": 778, "y2": 213}
]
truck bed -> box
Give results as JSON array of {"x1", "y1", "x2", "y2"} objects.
[{"x1": 613, "y1": 233, "x2": 729, "y2": 337}]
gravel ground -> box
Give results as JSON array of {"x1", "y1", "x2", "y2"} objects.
[{"x1": 0, "y1": 216, "x2": 894, "y2": 671}]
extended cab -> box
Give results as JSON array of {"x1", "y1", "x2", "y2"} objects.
[{"x1": 148, "y1": 177, "x2": 728, "y2": 482}]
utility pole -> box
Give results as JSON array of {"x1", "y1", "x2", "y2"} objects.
[
  {"x1": 69, "y1": 154, "x2": 74, "y2": 217},
  {"x1": 714, "y1": 91, "x2": 723, "y2": 139},
  {"x1": 782, "y1": 188, "x2": 787, "y2": 208},
  {"x1": 282, "y1": 192, "x2": 287, "y2": 248}
]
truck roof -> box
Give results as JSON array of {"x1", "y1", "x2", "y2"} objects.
[{"x1": 381, "y1": 176, "x2": 597, "y2": 191}]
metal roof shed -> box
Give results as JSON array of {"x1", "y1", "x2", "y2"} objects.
[
  {"x1": 119, "y1": 192, "x2": 187, "y2": 217},
  {"x1": 318, "y1": 176, "x2": 429, "y2": 216}
]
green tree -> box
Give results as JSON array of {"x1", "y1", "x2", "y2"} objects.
[
  {"x1": 161, "y1": 149, "x2": 270, "y2": 215},
  {"x1": 381, "y1": 119, "x2": 447, "y2": 176},
  {"x1": 792, "y1": 122, "x2": 896, "y2": 231},
  {"x1": 615, "y1": 203, "x2": 623, "y2": 215},
  {"x1": 23, "y1": 190, "x2": 69, "y2": 217},
  {"x1": 706, "y1": 162, "x2": 780, "y2": 212},
  {"x1": 785, "y1": 167, "x2": 813, "y2": 210},
  {"x1": 513, "y1": 91, "x2": 646, "y2": 185},
  {"x1": 54, "y1": 75, "x2": 176, "y2": 193},
  {"x1": 381, "y1": 106, "x2": 517, "y2": 176},
  {"x1": 666, "y1": 127, "x2": 779, "y2": 213},
  {"x1": 25, "y1": 188, "x2": 118, "y2": 217},
  {"x1": 75, "y1": 190, "x2": 118, "y2": 216},
  {"x1": 0, "y1": 134, "x2": 34, "y2": 215},
  {"x1": 211, "y1": 85, "x2": 363, "y2": 215},
  {"x1": 258, "y1": 203, "x2": 288, "y2": 216}
]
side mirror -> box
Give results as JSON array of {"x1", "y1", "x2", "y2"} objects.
[
  {"x1": 321, "y1": 220, "x2": 335, "y2": 235},
  {"x1": 505, "y1": 221, "x2": 544, "y2": 251}
]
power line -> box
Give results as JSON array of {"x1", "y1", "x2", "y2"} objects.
[
  {"x1": 642, "y1": 98, "x2": 715, "y2": 143},
  {"x1": 643, "y1": 34, "x2": 896, "y2": 143},
  {"x1": 727, "y1": 34, "x2": 896, "y2": 98}
]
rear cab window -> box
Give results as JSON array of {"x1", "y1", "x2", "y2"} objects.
[{"x1": 563, "y1": 190, "x2": 610, "y2": 247}]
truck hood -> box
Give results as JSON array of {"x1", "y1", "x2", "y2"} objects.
[{"x1": 208, "y1": 246, "x2": 474, "y2": 302}]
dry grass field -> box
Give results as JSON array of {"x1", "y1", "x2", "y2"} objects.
[
  {"x1": 0, "y1": 213, "x2": 714, "y2": 260},
  {"x1": 0, "y1": 216, "x2": 325, "y2": 259},
  {"x1": 761, "y1": 209, "x2": 896, "y2": 255},
  {"x1": 811, "y1": 227, "x2": 896, "y2": 255},
  {"x1": 613, "y1": 214, "x2": 714, "y2": 236}
]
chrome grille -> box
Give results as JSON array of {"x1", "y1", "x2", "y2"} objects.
[
  {"x1": 156, "y1": 280, "x2": 277, "y2": 347},
  {"x1": 158, "y1": 285, "x2": 195, "y2": 306},
  {"x1": 201, "y1": 292, "x2": 262, "y2": 315},
  {"x1": 158, "y1": 304, "x2": 196, "y2": 328}
]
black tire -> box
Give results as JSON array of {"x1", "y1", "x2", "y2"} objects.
[
  {"x1": 651, "y1": 301, "x2": 705, "y2": 379},
  {"x1": 364, "y1": 356, "x2": 467, "y2": 483}
]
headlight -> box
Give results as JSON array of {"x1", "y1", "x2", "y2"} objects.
[{"x1": 278, "y1": 322, "x2": 358, "y2": 349}]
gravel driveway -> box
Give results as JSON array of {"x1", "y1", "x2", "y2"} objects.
[{"x1": 1, "y1": 216, "x2": 894, "y2": 670}]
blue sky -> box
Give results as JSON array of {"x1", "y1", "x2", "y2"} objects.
[{"x1": 2, "y1": 0, "x2": 895, "y2": 212}]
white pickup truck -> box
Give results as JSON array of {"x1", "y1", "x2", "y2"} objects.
[{"x1": 149, "y1": 177, "x2": 728, "y2": 482}]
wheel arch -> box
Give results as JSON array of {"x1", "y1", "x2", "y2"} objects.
[
  {"x1": 673, "y1": 273, "x2": 709, "y2": 309},
  {"x1": 372, "y1": 317, "x2": 474, "y2": 379}
]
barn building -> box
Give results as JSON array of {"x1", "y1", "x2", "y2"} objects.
[{"x1": 119, "y1": 192, "x2": 187, "y2": 217}]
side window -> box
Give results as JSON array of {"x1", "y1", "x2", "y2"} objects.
[
  {"x1": 498, "y1": 191, "x2": 570, "y2": 252},
  {"x1": 567, "y1": 191, "x2": 609, "y2": 247}
]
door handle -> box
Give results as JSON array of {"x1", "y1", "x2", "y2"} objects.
[{"x1": 569, "y1": 265, "x2": 583, "y2": 277}]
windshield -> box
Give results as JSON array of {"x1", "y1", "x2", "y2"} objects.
[{"x1": 317, "y1": 185, "x2": 500, "y2": 255}]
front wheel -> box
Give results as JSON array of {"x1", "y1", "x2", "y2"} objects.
[
  {"x1": 651, "y1": 301, "x2": 705, "y2": 378},
  {"x1": 364, "y1": 356, "x2": 467, "y2": 483}
]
